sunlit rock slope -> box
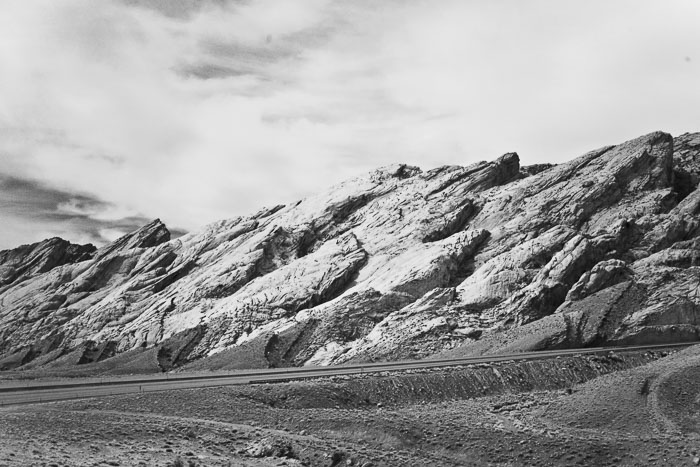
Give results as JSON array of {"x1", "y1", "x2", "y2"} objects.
[{"x1": 1, "y1": 131, "x2": 699, "y2": 371}]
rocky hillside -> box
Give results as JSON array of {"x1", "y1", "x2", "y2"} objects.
[{"x1": 1, "y1": 131, "x2": 699, "y2": 372}]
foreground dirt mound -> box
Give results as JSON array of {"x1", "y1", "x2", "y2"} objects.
[
  {"x1": 542, "y1": 344, "x2": 700, "y2": 436},
  {"x1": 1, "y1": 131, "x2": 700, "y2": 371}
]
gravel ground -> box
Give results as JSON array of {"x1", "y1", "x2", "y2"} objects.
[{"x1": 1, "y1": 348, "x2": 700, "y2": 466}]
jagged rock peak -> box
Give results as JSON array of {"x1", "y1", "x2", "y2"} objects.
[
  {"x1": 496, "y1": 151, "x2": 519, "y2": 165},
  {"x1": 490, "y1": 151, "x2": 521, "y2": 185},
  {"x1": 370, "y1": 163, "x2": 422, "y2": 182},
  {"x1": 95, "y1": 219, "x2": 170, "y2": 258},
  {"x1": 0, "y1": 237, "x2": 96, "y2": 288}
]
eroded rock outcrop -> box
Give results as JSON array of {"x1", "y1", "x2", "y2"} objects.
[
  {"x1": 1, "y1": 131, "x2": 700, "y2": 372},
  {"x1": 0, "y1": 238, "x2": 95, "y2": 290}
]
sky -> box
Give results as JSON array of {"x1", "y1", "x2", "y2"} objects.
[{"x1": 0, "y1": 0, "x2": 699, "y2": 249}]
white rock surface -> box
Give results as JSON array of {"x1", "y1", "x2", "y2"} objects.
[{"x1": 1, "y1": 131, "x2": 700, "y2": 370}]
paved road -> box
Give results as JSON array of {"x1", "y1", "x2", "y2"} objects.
[{"x1": 0, "y1": 342, "x2": 693, "y2": 406}]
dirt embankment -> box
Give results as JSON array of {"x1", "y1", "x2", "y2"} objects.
[
  {"x1": 245, "y1": 349, "x2": 671, "y2": 409},
  {"x1": 542, "y1": 344, "x2": 700, "y2": 437}
]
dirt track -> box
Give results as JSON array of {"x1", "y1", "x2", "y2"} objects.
[{"x1": 2, "y1": 348, "x2": 700, "y2": 466}]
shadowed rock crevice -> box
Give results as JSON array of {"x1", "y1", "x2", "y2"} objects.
[
  {"x1": 446, "y1": 233, "x2": 491, "y2": 288},
  {"x1": 672, "y1": 168, "x2": 696, "y2": 202},
  {"x1": 422, "y1": 200, "x2": 476, "y2": 243},
  {"x1": 253, "y1": 226, "x2": 313, "y2": 276},
  {"x1": 0, "y1": 332, "x2": 67, "y2": 369},
  {"x1": 293, "y1": 256, "x2": 369, "y2": 314},
  {"x1": 151, "y1": 259, "x2": 198, "y2": 293},
  {"x1": 156, "y1": 325, "x2": 207, "y2": 371},
  {"x1": 70, "y1": 340, "x2": 120, "y2": 365}
]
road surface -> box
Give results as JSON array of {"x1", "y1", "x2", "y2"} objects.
[{"x1": 0, "y1": 342, "x2": 693, "y2": 406}]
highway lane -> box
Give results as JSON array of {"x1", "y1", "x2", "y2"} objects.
[{"x1": 0, "y1": 342, "x2": 694, "y2": 406}]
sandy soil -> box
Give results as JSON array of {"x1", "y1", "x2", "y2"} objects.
[{"x1": 1, "y1": 348, "x2": 700, "y2": 466}]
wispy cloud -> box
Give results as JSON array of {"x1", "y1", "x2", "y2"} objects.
[
  {"x1": 0, "y1": 0, "x2": 698, "y2": 249},
  {"x1": 0, "y1": 174, "x2": 183, "y2": 249},
  {"x1": 118, "y1": 0, "x2": 233, "y2": 19}
]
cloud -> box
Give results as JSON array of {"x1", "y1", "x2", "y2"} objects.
[
  {"x1": 0, "y1": 173, "x2": 180, "y2": 249},
  {"x1": 0, "y1": 0, "x2": 699, "y2": 249},
  {"x1": 118, "y1": 0, "x2": 233, "y2": 19}
]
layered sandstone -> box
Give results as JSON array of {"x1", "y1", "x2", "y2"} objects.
[{"x1": 1, "y1": 131, "x2": 699, "y2": 371}]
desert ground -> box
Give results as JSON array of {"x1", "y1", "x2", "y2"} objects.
[{"x1": 2, "y1": 346, "x2": 700, "y2": 466}]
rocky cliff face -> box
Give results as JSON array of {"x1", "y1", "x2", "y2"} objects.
[
  {"x1": 0, "y1": 238, "x2": 96, "y2": 292},
  {"x1": 1, "y1": 131, "x2": 699, "y2": 372}
]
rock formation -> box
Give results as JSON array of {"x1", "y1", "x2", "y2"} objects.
[
  {"x1": 1, "y1": 131, "x2": 699, "y2": 372},
  {"x1": 0, "y1": 238, "x2": 95, "y2": 291}
]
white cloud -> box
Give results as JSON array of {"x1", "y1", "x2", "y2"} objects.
[{"x1": 0, "y1": 0, "x2": 699, "y2": 248}]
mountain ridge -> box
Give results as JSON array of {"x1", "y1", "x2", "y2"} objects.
[{"x1": 1, "y1": 130, "x2": 699, "y2": 373}]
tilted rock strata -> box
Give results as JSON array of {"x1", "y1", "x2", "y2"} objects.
[
  {"x1": 1, "y1": 131, "x2": 699, "y2": 371},
  {"x1": 0, "y1": 238, "x2": 95, "y2": 292}
]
